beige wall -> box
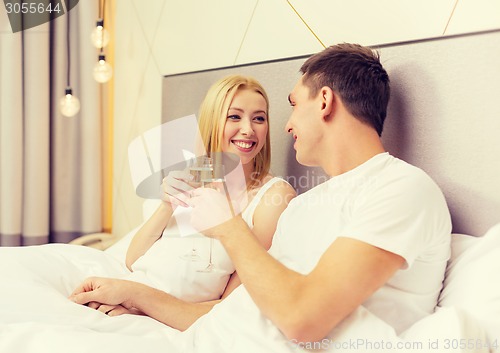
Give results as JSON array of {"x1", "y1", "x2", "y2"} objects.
[{"x1": 112, "y1": 0, "x2": 500, "y2": 237}]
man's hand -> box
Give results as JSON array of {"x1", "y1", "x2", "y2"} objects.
[
  {"x1": 89, "y1": 304, "x2": 143, "y2": 317},
  {"x1": 187, "y1": 187, "x2": 236, "y2": 237}
]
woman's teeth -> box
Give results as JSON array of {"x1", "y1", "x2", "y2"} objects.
[{"x1": 233, "y1": 141, "x2": 254, "y2": 149}]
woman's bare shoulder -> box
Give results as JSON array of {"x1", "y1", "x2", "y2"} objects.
[{"x1": 256, "y1": 174, "x2": 296, "y2": 205}]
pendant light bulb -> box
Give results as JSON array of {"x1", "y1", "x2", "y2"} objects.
[
  {"x1": 90, "y1": 19, "x2": 110, "y2": 48},
  {"x1": 60, "y1": 87, "x2": 81, "y2": 117},
  {"x1": 93, "y1": 54, "x2": 113, "y2": 83}
]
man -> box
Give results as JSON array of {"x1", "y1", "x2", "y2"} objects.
[{"x1": 71, "y1": 43, "x2": 451, "y2": 350}]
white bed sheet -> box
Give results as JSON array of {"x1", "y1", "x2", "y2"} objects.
[
  {"x1": 0, "y1": 232, "x2": 495, "y2": 353},
  {"x1": 0, "y1": 244, "x2": 182, "y2": 352}
]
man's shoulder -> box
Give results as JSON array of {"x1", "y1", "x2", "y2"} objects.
[
  {"x1": 377, "y1": 157, "x2": 448, "y2": 213},
  {"x1": 381, "y1": 155, "x2": 438, "y2": 188}
]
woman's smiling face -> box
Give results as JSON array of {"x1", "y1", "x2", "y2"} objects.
[{"x1": 222, "y1": 87, "x2": 268, "y2": 167}]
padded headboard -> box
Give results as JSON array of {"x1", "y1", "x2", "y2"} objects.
[{"x1": 162, "y1": 30, "x2": 500, "y2": 237}]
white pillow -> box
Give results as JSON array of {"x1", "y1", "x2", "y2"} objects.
[
  {"x1": 439, "y1": 223, "x2": 500, "y2": 352},
  {"x1": 401, "y1": 306, "x2": 489, "y2": 353}
]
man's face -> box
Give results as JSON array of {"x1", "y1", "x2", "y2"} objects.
[{"x1": 285, "y1": 77, "x2": 324, "y2": 167}]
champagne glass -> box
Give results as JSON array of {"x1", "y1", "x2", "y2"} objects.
[
  {"x1": 188, "y1": 156, "x2": 213, "y2": 186},
  {"x1": 197, "y1": 161, "x2": 234, "y2": 273},
  {"x1": 180, "y1": 156, "x2": 213, "y2": 262}
]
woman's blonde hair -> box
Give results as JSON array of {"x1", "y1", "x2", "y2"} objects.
[{"x1": 197, "y1": 75, "x2": 270, "y2": 189}]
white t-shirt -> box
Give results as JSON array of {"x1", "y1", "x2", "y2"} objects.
[
  {"x1": 126, "y1": 177, "x2": 286, "y2": 303},
  {"x1": 270, "y1": 152, "x2": 452, "y2": 333},
  {"x1": 186, "y1": 153, "x2": 451, "y2": 350}
]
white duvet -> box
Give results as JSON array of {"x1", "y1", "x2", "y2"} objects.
[
  {"x1": 0, "y1": 243, "x2": 492, "y2": 353},
  {"x1": 0, "y1": 245, "x2": 182, "y2": 352}
]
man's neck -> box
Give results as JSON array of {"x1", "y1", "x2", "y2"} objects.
[{"x1": 321, "y1": 120, "x2": 386, "y2": 177}]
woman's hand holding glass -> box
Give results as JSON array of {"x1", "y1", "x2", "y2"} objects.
[
  {"x1": 161, "y1": 156, "x2": 215, "y2": 208},
  {"x1": 160, "y1": 170, "x2": 195, "y2": 208}
]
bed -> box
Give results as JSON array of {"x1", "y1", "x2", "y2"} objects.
[{"x1": 1, "y1": 30, "x2": 499, "y2": 352}]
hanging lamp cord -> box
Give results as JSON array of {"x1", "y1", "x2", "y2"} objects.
[
  {"x1": 66, "y1": 3, "x2": 71, "y2": 88},
  {"x1": 100, "y1": 0, "x2": 106, "y2": 55}
]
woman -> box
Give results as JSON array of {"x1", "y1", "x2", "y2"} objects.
[{"x1": 70, "y1": 75, "x2": 296, "y2": 330}]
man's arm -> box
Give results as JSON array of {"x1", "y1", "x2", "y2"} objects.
[{"x1": 210, "y1": 217, "x2": 404, "y2": 342}]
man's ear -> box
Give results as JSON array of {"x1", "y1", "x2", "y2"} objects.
[{"x1": 319, "y1": 86, "x2": 335, "y2": 121}]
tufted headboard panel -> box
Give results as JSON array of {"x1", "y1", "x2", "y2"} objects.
[{"x1": 162, "y1": 30, "x2": 500, "y2": 236}]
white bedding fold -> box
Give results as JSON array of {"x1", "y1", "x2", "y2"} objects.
[{"x1": 0, "y1": 244, "x2": 489, "y2": 353}]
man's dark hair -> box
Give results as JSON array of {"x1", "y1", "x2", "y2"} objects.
[{"x1": 300, "y1": 43, "x2": 390, "y2": 136}]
